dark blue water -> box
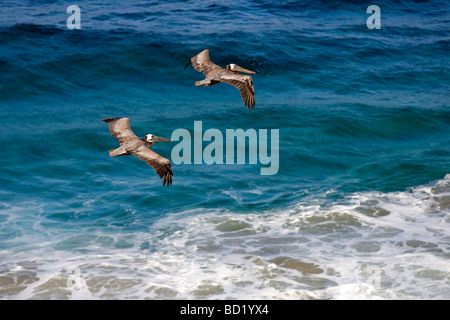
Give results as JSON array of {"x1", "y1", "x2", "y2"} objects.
[{"x1": 0, "y1": 0, "x2": 449, "y2": 299}]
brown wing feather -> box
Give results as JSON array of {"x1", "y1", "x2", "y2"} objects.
[
  {"x1": 132, "y1": 146, "x2": 173, "y2": 186},
  {"x1": 190, "y1": 49, "x2": 223, "y2": 77},
  {"x1": 219, "y1": 73, "x2": 255, "y2": 110},
  {"x1": 102, "y1": 117, "x2": 140, "y2": 145}
]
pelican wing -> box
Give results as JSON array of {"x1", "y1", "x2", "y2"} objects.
[
  {"x1": 219, "y1": 73, "x2": 255, "y2": 110},
  {"x1": 190, "y1": 49, "x2": 222, "y2": 77},
  {"x1": 103, "y1": 117, "x2": 140, "y2": 146},
  {"x1": 132, "y1": 146, "x2": 173, "y2": 186}
]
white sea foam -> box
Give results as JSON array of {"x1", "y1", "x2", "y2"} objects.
[{"x1": 1, "y1": 175, "x2": 449, "y2": 299}]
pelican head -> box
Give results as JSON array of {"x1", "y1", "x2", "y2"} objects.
[
  {"x1": 144, "y1": 134, "x2": 172, "y2": 143},
  {"x1": 227, "y1": 63, "x2": 255, "y2": 74}
]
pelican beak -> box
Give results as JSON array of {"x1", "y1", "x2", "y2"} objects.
[
  {"x1": 153, "y1": 136, "x2": 172, "y2": 142},
  {"x1": 234, "y1": 65, "x2": 256, "y2": 74}
]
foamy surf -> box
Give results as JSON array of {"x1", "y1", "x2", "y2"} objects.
[{"x1": 1, "y1": 175, "x2": 449, "y2": 299}]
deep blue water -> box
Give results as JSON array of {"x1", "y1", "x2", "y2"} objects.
[{"x1": 0, "y1": 0, "x2": 449, "y2": 299}]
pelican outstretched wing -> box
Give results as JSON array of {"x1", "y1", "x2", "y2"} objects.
[
  {"x1": 102, "y1": 117, "x2": 140, "y2": 146},
  {"x1": 220, "y1": 73, "x2": 255, "y2": 110},
  {"x1": 132, "y1": 145, "x2": 173, "y2": 186},
  {"x1": 189, "y1": 49, "x2": 223, "y2": 77}
]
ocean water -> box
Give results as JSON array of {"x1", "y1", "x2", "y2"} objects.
[{"x1": 0, "y1": 0, "x2": 449, "y2": 299}]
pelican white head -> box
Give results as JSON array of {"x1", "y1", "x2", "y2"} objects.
[
  {"x1": 144, "y1": 134, "x2": 171, "y2": 143},
  {"x1": 227, "y1": 64, "x2": 256, "y2": 74}
]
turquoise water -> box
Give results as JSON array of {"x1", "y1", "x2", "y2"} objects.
[{"x1": 0, "y1": 0, "x2": 449, "y2": 299}]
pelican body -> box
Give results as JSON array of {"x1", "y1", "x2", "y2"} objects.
[
  {"x1": 103, "y1": 117, "x2": 173, "y2": 186},
  {"x1": 185, "y1": 49, "x2": 256, "y2": 110}
]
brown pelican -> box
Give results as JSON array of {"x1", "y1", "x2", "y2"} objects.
[
  {"x1": 185, "y1": 49, "x2": 256, "y2": 110},
  {"x1": 102, "y1": 117, "x2": 173, "y2": 186}
]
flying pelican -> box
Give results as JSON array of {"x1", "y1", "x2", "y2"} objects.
[
  {"x1": 102, "y1": 117, "x2": 173, "y2": 186},
  {"x1": 185, "y1": 49, "x2": 256, "y2": 110}
]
